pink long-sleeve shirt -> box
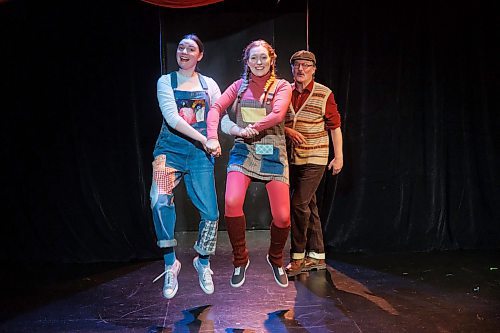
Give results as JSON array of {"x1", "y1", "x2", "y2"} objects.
[{"x1": 206, "y1": 73, "x2": 292, "y2": 139}]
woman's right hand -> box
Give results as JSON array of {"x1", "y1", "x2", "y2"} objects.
[
  {"x1": 240, "y1": 125, "x2": 259, "y2": 138},
  {"x1": 205, "y1": 138, "x2": 221, "y2": 157}
]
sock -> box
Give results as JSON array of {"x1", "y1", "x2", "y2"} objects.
[
  {"x1": 198, "y1": 254, "x2": 210, "y2": 266},
  {"x1": 162, "y1": 247, "x2": 176, "y2": 266}
]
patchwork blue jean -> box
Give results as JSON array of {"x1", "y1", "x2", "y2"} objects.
[{"x1": 151, "y1": 106, "x2": 219, "y2": 254}]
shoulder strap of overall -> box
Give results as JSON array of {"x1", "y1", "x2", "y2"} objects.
[
  {"x1": 228, "y1": 97, "x2": 238, "y2": 122},
  {"x1": 198, "y1": 73, "x2": 209, "y2": 90},
  {"x1": 197, "y1": 73, "x2": 211, "y2": 107},
  {"x1": 169, "y1": 71, "x2": 178, "y2": 89},
  {"x1": 263, "y1": 79, "x2": 280, "y2": 106},
  {"x1": 228, "y1": 80, "x2": 244, "y2": 122}
]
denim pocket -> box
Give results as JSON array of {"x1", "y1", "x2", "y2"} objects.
[
  {"x1": 229, "y1": 143, "x2": 249, "y2": 166},
  {"x1": 260, "y1": 147, "x2": 284, "y2": 175}
]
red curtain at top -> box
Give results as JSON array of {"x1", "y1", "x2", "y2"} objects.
[{"x1": 140, "y1": 0, "x2": 223, "y2": 8}]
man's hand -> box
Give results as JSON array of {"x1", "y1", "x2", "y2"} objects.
[
  {"x1": 328, "y1": 157, "x2": 343, "y2": 175},
  {"x1": 285, "y1": 127, "x2": 306, "y2": 145}
]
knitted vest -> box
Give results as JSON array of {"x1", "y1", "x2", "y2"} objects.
[{"x1": 285, "y1": 82, "x2": 331, "y2": 165}]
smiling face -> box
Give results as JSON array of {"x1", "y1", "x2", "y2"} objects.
[
  {"x1": 176, "y1": 38, "x2": 203, "y2": 71},
  {"x1": 247, "y1": 45, "x2": 273, "y2": 77}
]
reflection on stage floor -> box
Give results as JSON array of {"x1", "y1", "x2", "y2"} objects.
[{"x1": 1, "y1": 231, "x2": 499, "y2": 332}]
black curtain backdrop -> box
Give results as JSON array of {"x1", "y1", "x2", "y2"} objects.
[
  {"x1": 1, "y1": 0, "x2": 161, "y2": 262},
  {"x1": 310, "y1": 0, "x2": 499, "y2": 252},
  {"x1": 0, "y1": 0, "x2": 498, "y2": 263}
]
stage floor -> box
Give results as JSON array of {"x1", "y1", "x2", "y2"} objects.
[{"x1": 1, "y1": 231, "x2": 499, "y2": 332}]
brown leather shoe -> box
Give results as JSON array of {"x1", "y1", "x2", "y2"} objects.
[
  {"x1": 285, "y1": 258, "x2": 305, "y2": 277},
  {"x1": 303, "y1": 257, "x2": 326, "y2": 271}
]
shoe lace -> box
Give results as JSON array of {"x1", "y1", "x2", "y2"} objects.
[
  {"x1": 201, "y1": 265, "x2": 214, "y2": 283},
  {"x1": 234, "y1": 267, "x2": 241, "y2": 276},
  {"x1": 153, "y1": 270, "x2": 166, "y2": 283},
  {"x1": 153, "y1": 264, "x2": 177, "y2": 284},
  {"x1": 165, "y1": 270, "x2": 175, "y2": 286}
]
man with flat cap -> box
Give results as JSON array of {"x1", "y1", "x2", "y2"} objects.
[{"x1": 285, "y1": 50, "x2": 344, "y2": 276}]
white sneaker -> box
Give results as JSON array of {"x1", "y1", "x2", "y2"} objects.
[
  {"x1": 154, "y1": 259, "x2": 181, "y2": 299},
  {"x1": 193, "y1": 256, "x2": 214, "y2": 294}
]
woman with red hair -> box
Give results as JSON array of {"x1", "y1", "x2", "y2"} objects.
[{"x1": 206, "y1": 40, "x2": 292, "y2": 288}]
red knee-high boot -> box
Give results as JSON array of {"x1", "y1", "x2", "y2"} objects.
[{"x1": 225, "y1": 215, "x2": 249, "y2": 267}]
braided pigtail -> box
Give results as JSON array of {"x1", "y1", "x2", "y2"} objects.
[
  {"x1": 237, "y1": 65, "x2": 251, "y2": 100},
  {"x1": 263, "y1": 66, "x2": 276, "y2": 95}
]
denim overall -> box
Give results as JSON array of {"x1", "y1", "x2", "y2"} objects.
[
  {"x1": 150, "y1": 72, "x2": 218, "y2": 256},
  {"x1": 228, "y1": 79, "x2": 289, "y2": 184}
]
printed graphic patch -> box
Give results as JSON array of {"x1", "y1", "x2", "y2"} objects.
[{"x1": 177, "y1": 98, "x2": 206, "y2": 125}]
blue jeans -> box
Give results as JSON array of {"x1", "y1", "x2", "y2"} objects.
[{"x1": 150, "y1": 126, "x2": 219, "y2": 256}]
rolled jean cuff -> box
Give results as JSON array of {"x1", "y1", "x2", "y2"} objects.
[
  {"x1": 307, "y1": 251, "x2": 325, "y2": 260},
  {"x1": 157, "y1": 239, "x2": 177, "y2": 248},
  {"x1": 291, "y1": 252, "x2": 306, "y2": 260}
]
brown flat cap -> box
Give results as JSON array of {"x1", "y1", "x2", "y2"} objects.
[{"x1": 290, "y1": 50, "x2": 316, "y2": 65}]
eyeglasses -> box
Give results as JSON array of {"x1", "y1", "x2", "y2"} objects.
[
  {"x1": 292, "y1": 63, "x2": 314, "y2": 69},
  {"x1": 248, "y1": 55, "x2": 269, "y2": 63}
]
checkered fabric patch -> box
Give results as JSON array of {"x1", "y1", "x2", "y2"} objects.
[
  {"x1": 197, "y1": 220, "x2": 218, "y2": 254},
  {"x1": 255, "y1": 144, "x2": 274, "y2": 155},
  {"x1": 152, "y1": 155, "x2": 178, "y2": 195}
]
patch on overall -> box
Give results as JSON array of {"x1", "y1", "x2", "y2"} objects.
[
  {"x1": 241, "y1": 107, "x2": 266, "y2": 123},
  {"x1": 255, "y1": 144, "x2": 274, "y2": 155},
  {"x1": 194, "y1": 220, "x2": 219, "y2": 255},
  {"x1": 260, "y1": 147, "x2": 284, "y2": 175},
  {"x1": 229, "y1": 143, "x2": 249, "y2": 166},
  {"x1": 152, "y1": 155, "x2": 179, "y2": 195},
  {"x1": 177, "y1": 98, "x2": 206, "y2": 125}
]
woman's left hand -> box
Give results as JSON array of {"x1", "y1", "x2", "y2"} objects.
[{"x1": 205, "y1": 138, "x2": 221, "y2": 157}]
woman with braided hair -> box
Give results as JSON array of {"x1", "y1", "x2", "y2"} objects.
[{"x1": 206, "y1": 40, "x2": 292, "y2": 288}]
